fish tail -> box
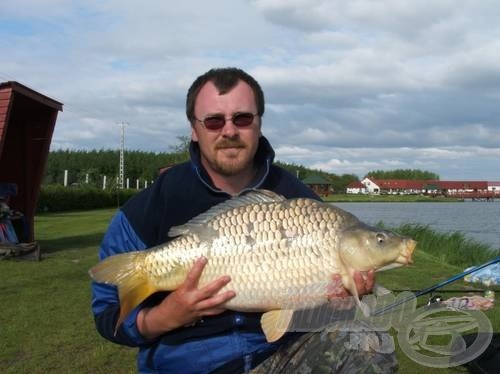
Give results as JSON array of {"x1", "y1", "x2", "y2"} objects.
[{"x1": 89, "y1": 252, "x2": 158, "y2": 333}]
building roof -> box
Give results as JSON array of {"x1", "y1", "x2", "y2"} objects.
[
  {"x1": 435, "y1": 181, "x2": 488, "y2": 189},
  {"x1": 347, "y1": 181, "x2": 365, "y2": 189},
  {"x1": 368, "y1": 179, "x2": 426, "y2": 190},
  {"x1": 0, "y1": 81, "x2": 63, "y2": 111},
  {"x1": 363, "y1": 178, "x2": 490, "y2": 191}
]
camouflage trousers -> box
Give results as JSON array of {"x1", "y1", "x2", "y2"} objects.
[{"x1": 251, "y1": 320, "x2": 398, "y2": 374}]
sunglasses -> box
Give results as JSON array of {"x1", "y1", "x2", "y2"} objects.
[{"x1": 195, "y1": 112, "x2": 258, "y2": 131}]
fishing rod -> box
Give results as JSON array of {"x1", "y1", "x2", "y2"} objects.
[{"x1": 372, "y1": 256, "x2": 500, "y2": 316}]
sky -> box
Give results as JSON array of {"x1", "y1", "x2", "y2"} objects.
[{"x1": 1, "y1": 0, "x2": 499, "y2": 180}]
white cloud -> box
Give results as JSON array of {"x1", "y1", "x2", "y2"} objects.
[{"x1": 1, "y1": 0, "x2": 499, "y2": 179}]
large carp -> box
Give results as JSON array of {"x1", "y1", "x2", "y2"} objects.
[{"x1": 89, "y1": 189, "x2": 416, "y2": 342}]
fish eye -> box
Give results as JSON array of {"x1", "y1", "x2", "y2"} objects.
[{"x1": 376, "y1": 233, "x2": 386, "y2": 244}]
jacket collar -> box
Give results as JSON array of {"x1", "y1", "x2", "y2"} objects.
[{"x1": 189, "y1": 136, "x2": 275, "y2": 194}]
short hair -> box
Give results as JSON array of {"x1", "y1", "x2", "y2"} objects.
[{"x1": 186, "y1": 67, "x2": 265, "y2": 123}]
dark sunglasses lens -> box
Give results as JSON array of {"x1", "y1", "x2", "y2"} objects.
[
  {"x1": 233, "y1": 113, "x2": 254, "y2": 127},
  {"x1": 203, "y1": 116, "x2": 225, "y2": 130}
]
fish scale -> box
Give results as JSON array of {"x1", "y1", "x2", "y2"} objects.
[
  {"x1": 89, "y1": 189, "x2": 417, "y2": 342},
  {"x1": 140, "y1": 198, "x2": 345, "y2": 306}
]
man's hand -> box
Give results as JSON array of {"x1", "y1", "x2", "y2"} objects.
[
  {"x1": 137, "y1": 257, "x2": 235, "y2": 340},
  {"x1": 352, "y1": 269, "x2": 375, "y2": 297},
  {"x1": 327, "y1": 270, "x2": 375, "y2": 309}
]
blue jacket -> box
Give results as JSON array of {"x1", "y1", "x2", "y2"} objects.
[{"x1": 91, "y1": 137, "x2": 319, "y2": 373}]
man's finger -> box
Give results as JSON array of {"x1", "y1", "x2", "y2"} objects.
[
  {"x1": 183, "y1": 257, "x2": 207, "y2": 290},
  {"x1": 198, "y1": 275, "x2": 231, "y2": 299},
  {"x1": 326, "y1": 274, "x2": 347, "y2": 297},
  {"x1": 352, "y1": 271, "x2": 367, "y2": 295},
  {"x1": 196, "y1": 290, "x2": 236, "y2": 311},
  {"x1": 199, "y1": 307, "x2": 230, "y2": 317}
]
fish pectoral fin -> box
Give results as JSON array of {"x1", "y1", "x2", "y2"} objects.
[
  {"x1": 341, "y1": 273, "x2": 371, "y2": 317},
  {"x1": 375, "y1": 263, "x2": 404, "y2": 272},
  {"x1": 261, "y1": 309, "x2": 294, "y2": 343}
]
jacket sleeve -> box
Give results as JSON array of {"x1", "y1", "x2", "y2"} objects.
[{"x1": 91, "y1": 210, "x2": 152, "y2": 347}]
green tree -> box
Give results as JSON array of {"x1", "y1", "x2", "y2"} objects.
[{"x1": 366, "y1": 169, "x2": 439, "y2": 180}]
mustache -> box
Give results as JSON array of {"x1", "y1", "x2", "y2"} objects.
[{"x1": 215, "y1": 139, "x2": 246, "y2": 150}]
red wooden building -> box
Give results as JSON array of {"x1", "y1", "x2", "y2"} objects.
[{"x1": 0, "y1": 81, "x2": 63, "y2": 243}]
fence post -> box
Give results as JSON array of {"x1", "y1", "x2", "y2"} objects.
[
  {"x1": 126, "y1": 178, "x2": 130, "y2": 189},
  {"x1": 103, "y1": 175, "x2": 107, "y2": 190},
  {"x1": 64, "y1": 170, "x2": 68, "y2": 187}
]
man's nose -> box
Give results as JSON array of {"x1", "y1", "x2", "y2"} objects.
[{"x1": 220, "y1": 119, "x2": 239, "y2": 137}]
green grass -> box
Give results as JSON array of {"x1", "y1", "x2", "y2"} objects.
[
  {"x1": 0, "y1": 209, "x2": 497, "y2": 373},
  {"x1": 0, "y1": 209, "x2": 136, "y2": 373}
]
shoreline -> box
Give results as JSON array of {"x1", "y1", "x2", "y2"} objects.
[{"x1": 322, "y1": 194, "x2": 490, "y2": 203}]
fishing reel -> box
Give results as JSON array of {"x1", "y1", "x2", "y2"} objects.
[{"x1": 426, "y1": 294, "x2": 443, "y2": 306}]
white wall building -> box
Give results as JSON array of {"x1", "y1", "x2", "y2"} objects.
[{"x1": 361, "y1": 177, "x2": 381, "y2": 194}]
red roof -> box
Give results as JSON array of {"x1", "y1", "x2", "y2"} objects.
[
  {"x1": 365, "y1": 178, "x2": 489, "y2": 191},
  {"x1": 347, "y1": 181, "x2": 365, "y2": 188},
  {"x1": 434, "y1": 181, "x2": 488, "y2": 190},
  {"x1": 369, "y1": 179, "x2": 425, "y2": 190}
]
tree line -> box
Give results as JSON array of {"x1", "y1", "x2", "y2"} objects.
[
  {"x1": 44, "y1": 149, "x2": 189, "y2": 186},
  {"x1": 366, "y1": 169, "x2": 440, "y2": 180},
  {"x1": 43, "y1": 146, "x2": 438, "y2": 192},
  {"x1": 43, "y1": 149, "x2": 359, "y2": 192}
]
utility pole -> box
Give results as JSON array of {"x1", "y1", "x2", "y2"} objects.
[{"x1": 118, "y1": 122, "x2": 127, "y2": 189}]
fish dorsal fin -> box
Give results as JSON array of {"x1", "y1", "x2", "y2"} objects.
[{"x1": 168, "y1": 189, "x2": 286, "y2": 237}]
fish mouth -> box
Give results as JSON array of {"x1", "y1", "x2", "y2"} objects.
[{"x1": 396, "y1": 239, "x2": 417, "y2": 265}]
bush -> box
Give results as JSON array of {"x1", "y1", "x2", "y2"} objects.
[
  {"x1": 394, "y1": 223, "x2": 496, "y2": 268},
  {"x1": 37, "y1": 185, "x2": 138, "y2": 212}
]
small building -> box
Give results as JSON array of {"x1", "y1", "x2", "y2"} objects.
[
  {"x1": 487, "y1": 181, "x2": 500, "y2": 193},
  {"x1": 361, "y1": 177, "x2": 425, "y2": 195},
  {"x1": 346, "y1": 180, "x2": 367, "y2": 194},
  {"x1": 302, "y1": 174, "x2": 332, "y2": 196},
  {"x1": 435, "y1": 181, "x2": 488, "y2": 195},
  {"x1": 361, "y1": 177, "x2": 381, "y2": 194},
  {"x1": 0, "y1": 81, "x2": 63, "y2": 244}
]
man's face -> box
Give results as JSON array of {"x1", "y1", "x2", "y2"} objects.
[{"x1": 191, "y1": 80, "x2": 261, "y2": 177}]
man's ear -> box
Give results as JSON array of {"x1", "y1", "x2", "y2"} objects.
[{"x1": 191, "y1": 126, "x2": 199, "y2": 142}]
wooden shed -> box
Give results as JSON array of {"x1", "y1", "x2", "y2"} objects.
[
  {"x1": 302, "y1": 174, "x2": 333, "y2": 197},
  {"x1": 0, "y1": 81, "x2": 63, "y2": 245}
]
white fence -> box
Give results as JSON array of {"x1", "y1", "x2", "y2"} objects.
[{"x1": 61, "y1": 170, "x2": 153, "y2": 190}]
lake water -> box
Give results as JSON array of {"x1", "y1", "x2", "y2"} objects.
[{"x1": 333, "y1": 201, "x2": 500, "y2": 250}]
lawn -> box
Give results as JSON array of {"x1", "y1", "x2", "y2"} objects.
[
  {"x1": 0, "y1": 209, "x2": 497, "y2": 373},
  {"x1": 0, "y1": 209, "x2": 136, "y2": 373}
]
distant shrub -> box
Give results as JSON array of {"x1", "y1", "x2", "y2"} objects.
[{"x1": 37, "y1": 185, "x2": 138, "y2": 212}]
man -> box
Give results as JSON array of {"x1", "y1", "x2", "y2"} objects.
[{"x1": 91, "y1": 67, "x2": 395, "y2": 373}]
